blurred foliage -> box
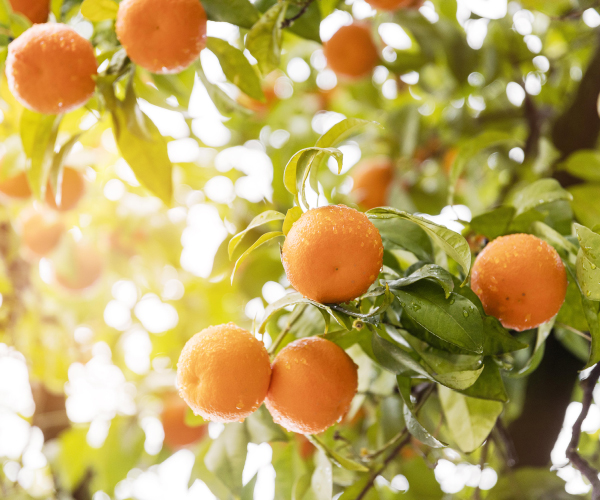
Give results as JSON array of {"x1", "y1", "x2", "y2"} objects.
[{"x1": 0, "y1": 0, "x2": 599, "y2": 499}]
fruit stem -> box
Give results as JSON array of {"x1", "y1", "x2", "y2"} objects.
[
  {"x1": 268, "y1": 304, "x2": 305, "y2": 356},
  {"x1": 555, "y1": 321, "x2": 592, "y2": 342}
]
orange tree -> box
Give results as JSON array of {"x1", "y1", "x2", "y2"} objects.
[{"x1": 0, "y1": 0, "x2": 599, "y2": 499}]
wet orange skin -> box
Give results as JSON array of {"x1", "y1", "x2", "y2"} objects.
[
  {"x1": 282, "y1": 205, "x2": 384, "y2": 304},
  {"x1": 265, "y1": 337, "x2": 358, "y2": 434},
  {"x1": 6, "y1": 24, "x2": 97, "y2": 114},
  {"x1": 470, "y1": 233, "x2": 568, "y2": 331}
]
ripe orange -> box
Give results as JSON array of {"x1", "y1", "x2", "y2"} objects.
[
  {"x1": 324, "y1": 23, "x2": 379, "y2": 79},
  {"x1": 365, "y1": 0, "x2": 423, "y2": 11},
  {"x1": 55, "y1": 243, "x2": 103, "y2": 290},
  {"x1": 6, "y1": 24, "x2": 97, "y2": 115},
  {"x1": 161, "y1": 393, "x2": 206, "y2": 448},
  {"x1": 470, "y1": 233, "x2": 568, "y2": 331},
  {"x1": 45, "y1": 167, "x2": 85, "y2": 212},
  {"x1": 177, "y1": 323, "x2": 272, "y2": 423},
  {"x1": 265, "y1": 337, "x2": 358, "y2": 434},
  {"x1": 0, "y1": 172, "x2": 31, "y2": 199},
  {"x1": 282, "y1": 205, "x2": 383, "y2": 303},
  {"x1": 22, "y1": 213, "x2": 64, "y2": 256},
  {"x1": 9, "y1": 0, "x2": 50, "y2": 23},
  {"x1": 116, "y1": 0, "x2": 207, "y2": 74},
  {"x1": 350, "y1": 158, "x2": 394, "y2": 210}
]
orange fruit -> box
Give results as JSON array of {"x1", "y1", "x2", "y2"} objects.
[
  {"x1": 296, "y1": 434, "x2": 316, "y2": 460},
  {"x1": 265, "y1": 337, "x2": 358, "y2": 434},
  {"x1": 0, "y1": 172, "x2": 31, "y2": 199},
  {"x1": 161, "y1": 393, "x2": 207, "y2": 448},
  {"x1": 9, "y1": 0, "x2": 50, "y2": 23},
  {"x1": 55, "y1": 243, "x2": 103, "y2": 290},
  {"x1": 350, "y1": 157, "x2": 394, "y2": 210},
  {"x1": 6, "y1": 24, "x2": 97, "y2": 115},
  {"x1": 470, "y1": 234, "x2": 568, "y2": 331},
  {"x1": 282, "y1": 205, "x2": 383, "y2": 303},
  {"x1": 45, "y1": 167, "x2": 85, "y2": 212},
  {"x1": 177, "y1": 323, "x2": 272, "y2": 423},
  {"x1": 324, "y1": 23, "x2": 379, "y2": 79},
  {"x1": 116, "y1": 0, "x2": 207, "y2": 74},
  {"x1": 22, "y1": 213, "x2": 64, "y2": 256},
  {"x1": 365, "y1": 0, "x2": 423, "y2": 11}
]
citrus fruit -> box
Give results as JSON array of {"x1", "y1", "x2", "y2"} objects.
[
  {"x1": 365, "y1": 0, "x2": 423, "y2": 11},
  {"x1": 323, "y1": 23, "x2": 379, "y2": 79},
  {"x1": 161, "y1": 393, "x2": 207, "y2": 448},
  {"x1": 116, "y1": 0, "x2": 207, "y2": 74},
  {"x1": 470, "y1": 233, "x2": 568, "y2": 331},
  {"x1": 45, "y1": 167, "x2": 85, "y2": 212},
  {"x1": 22, "y1": 213, "x2": 64, "y2": 256},
  {"x1": 9, "y1": 0, "x2": 50, "y2": 23},
  {"x1": 6, "y1": 24, "x2": 97, "y2": 115},
  {"x1": 0, "y1": 172, "x2": 31, "y2": 199},
  {"x1": 265, "y1": 337, "x2": 358, "y2": 434},
  {"x1": 177, "y1": 323, "x2": 272, "y2": 423},
  {"x1": 55, "y1": 242, "x2": 103, "y2": 290},
  {"x1": 282, "y1": 205, "x2": 384, "y2": 303},
  {"x1": 351, "y1": 157, "x2": 394, "y2": 209}
]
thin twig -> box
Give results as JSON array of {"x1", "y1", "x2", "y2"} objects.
[
  {"x1": 566, "y1": 363, "x2": 600, "y2": 499},
  {"x1": 267, "y1": 305, "x2": 305, "y2": 355},
  {"x1": 355, "y1": 433, "x2": 412, "y2": 500},
  {"x1": 556, "y1": 322, "x2": 592, "y2": 342},
  {"x1": 281, "y1": 0, "x2": 314, "y2": 29}
]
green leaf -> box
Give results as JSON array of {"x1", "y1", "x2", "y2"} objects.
[
  {"x1": 487, "y1": 467, "x2": 580, "y2": 500},
  {"x1": 195, "y1": 60, "x2": 251, "y2": 116},
  {"x1": 205, "y1": 423, "x2": 249, "y2": 496},
  {"x1": 394, "y1": 281, "x2": 484, "y2": 353},
  {"x1": 256, "y1": 0, "x2": 321, "y2": 42},
  {"x1": 531, "y1": 221, "x2": 579, "y2": 257},
  {"x1": 231, "y1": 231, "x2": 284, "y2": 283},
  {"x1": 438, "y1": 386, "x2": 503, "y2": 453},
  {"x1": 80, "y1": 0, "x2": 118, "y2": 21},
  {"x1": 384, "y1": 264, "x2": 455, "y2": 298},
  {"x1": 316, "y1": 118, "x2": 378, "y2": 149},
  {"x1": 283, "y1": 206, "x2": 303, "y2": 235},
  {"x1": 511, "y1": 178, "x2": 572, "y2": 217},
  {"x1": 283, "y1": 147, "x2": 342, "y2": 204},
  {"x1": 403, "y1": 402, "x2": 445, "y2": 448},
  {"x1": 246, "y1": 406, "x2": 288, "y2": 443},
  {"x1": 228, "y1": 210, "x2": 285, "y2": 259},
  {"x1": 48, "y1": 133, "x2": 83, "y2": 207},
  {"x1": 258, "y1": 292, "x2": 351, "y2": 333},
  {"x1": 368, "y1": 208, "x2": 472, "y2": 281},
  {"x1": 577, "y1": 249, "x2": 600, "y2": 301},
  {"x1": 306, "y1": 436, "x2": 368, "y2": 472},
  {"x1": 371, "y1": 217, "x2": 433, "y2": 261},
  {"x1": 569, "y1": 184, "x2": 600, "y2": 229},
  {"x1": 102, "y1": 82, "x2": 173, "y2": 204},
  {"x1": 510, "y1": 318, "x2": 554, "y2": 378},
  {"x1": 559, "y1": 150, "x2": 600, "y2": 182},
  {"x1": 20, "y1": 110, "x2": 61, "y2": 199},
  {"x1": 307, "y1": 450, "x2": 332, "y2": 500},
  {"x1": 246, "y1": 2, "x2": 287, "y2": 75},
  {"x1": 200, "y1": 0, "x2": 260, "y2": 29},
  {"x1": 575, "y1": 223, "x2": 600, "y2": 268},
  {"x1": 460, "y1": 358, "x2": 508, "y2": 403},
  {"x1": 241, "y1": 473, "x2": 258, "y2": 500},
  {"x1": 583, "y1": 298, "x2": 600, "y2": 369},
  {"x1": 206, "y1": 37, "x2": 265, "y2": 101},
  {"x1": 470, "y1": 207, "x2": 515, "y2": 240}
]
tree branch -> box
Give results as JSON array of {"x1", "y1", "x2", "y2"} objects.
[
  {"x1": 566, "y1": 363, "x2": 600, "y2": 499},
  {"x1": 281, "y1": 0, "x2": 314, "y2": 29}
]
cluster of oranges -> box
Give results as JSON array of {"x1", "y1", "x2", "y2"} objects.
[
  {"x1": 0, "y1": 165, "x2": 103, "y2": 290},
  {"x1": 5, "y1": 0, "x2": 207, "y2": 115}
]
